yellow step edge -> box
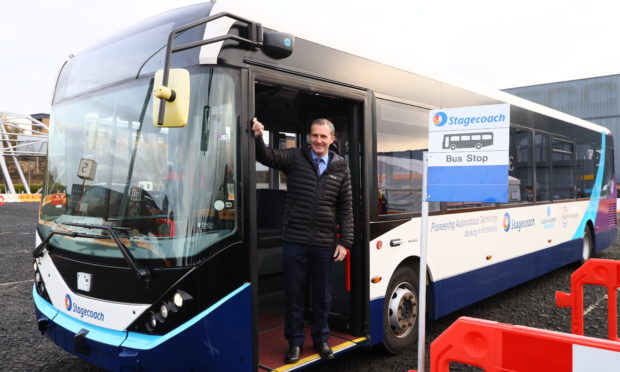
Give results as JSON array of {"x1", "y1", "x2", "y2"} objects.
[{"x1": 273, "y1": 337, "x2": 368, "y2": 372}]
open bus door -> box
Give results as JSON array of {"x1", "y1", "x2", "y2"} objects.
[{"x1": 246, "y1": 68, "x2": 369, "y2": 369}]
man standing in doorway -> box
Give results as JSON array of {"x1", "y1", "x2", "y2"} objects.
[{"x1": 252, "y1": 117, "x2": 353, "y2": 363}]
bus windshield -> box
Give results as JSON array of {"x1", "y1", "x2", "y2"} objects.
[{"x1": 40, "y1": 66, "x2": 239, "y2": 267}]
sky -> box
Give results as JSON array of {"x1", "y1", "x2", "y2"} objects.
[{"x1": 2, "y1": 0, "x2": 620, "y2": 116}]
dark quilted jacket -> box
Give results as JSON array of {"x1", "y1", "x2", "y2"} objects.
[{"x1": 256, "y1": 136, "x2": 354, "y2": 249}]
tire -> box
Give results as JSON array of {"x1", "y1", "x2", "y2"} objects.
[
  {"x1": 382, "y1": 265, "x2": 419, "y2": 354},
  {"x1": 450, "y1": 144, "x2": 456, "y2": 150},
  {"x1": 475, "y1": 143, "x2": 482, "y2": 150},
  {"x1": 581, "y1": 226, "x2": 593, "y2": 264}
]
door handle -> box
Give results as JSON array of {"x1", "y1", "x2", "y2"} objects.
[{"x1": 390, "y1": 239, "x2": 402, "y2": 247}]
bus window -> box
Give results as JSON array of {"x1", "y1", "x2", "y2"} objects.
[
  {"x1": 576, "y1": 143, "x2": 595, "y2": 197},
  {"x1": 535, "y1": 132, "x2": 551, "y2": 201},
  {"x1": 508, "y1": 127, "x2": 533, "y2": 203},
  {"x1": 600, "y1": 145, "x2": 613, "y2": 198},
  {"x1": 254, "y1": 131, "x2": 298, "y2": 190},
  {"x1": 551, "y1": 139, "x2": 575, "y2": 200},
  {"x1": 376, "y1": 99, "x2": 439, "y2": 215}
]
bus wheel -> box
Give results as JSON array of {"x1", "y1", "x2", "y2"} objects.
[
  {"x1": 475, "y1": 143, "x2": 482, "y2": 149},
  {"x1": 383, "y1": 265, "x2": 419, "y2": 354},
  {"x1": 581, "y1": 226, "x2": 593, "y2": 264},
  {"x1": 450, "y1": 144, "x2": 456, "y2": 150}
]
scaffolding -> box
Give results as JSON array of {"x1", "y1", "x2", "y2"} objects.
[{"x1": 0, "y1": 112, "x2": 49, "y2": 194}]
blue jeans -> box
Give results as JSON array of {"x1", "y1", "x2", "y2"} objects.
[{"x1": 282, "y1": 242, "x2": 335, "y2": 347}]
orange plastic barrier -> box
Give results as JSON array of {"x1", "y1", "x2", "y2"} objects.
[
  {"x1": 417, "y1": 316, "x2": 620, "y2": 372},
  {"x1": 17, "y1": 193, "x2": 42, "y2": 202},
  {"x1": 556, "y1": 258, "x2": 620, "y2": 341}
]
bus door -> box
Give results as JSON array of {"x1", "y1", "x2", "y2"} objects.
[{"x1": 247, "y1": 68, "x2": 369, "y2": 367}]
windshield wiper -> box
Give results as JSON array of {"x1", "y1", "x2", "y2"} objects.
[{"x1": 33, "y1": 223, "x2": 151, "y2": 282}]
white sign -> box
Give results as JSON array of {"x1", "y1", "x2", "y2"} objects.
[
  {"x1": 428, "y1": 103, "x2": 510, "y2": 167},
  {"x1": 427, "y1": 104, "x2": 510, "y2": 203},
  {"x1": 77, "y1": 158, "x2": 97, "y2": 181}
]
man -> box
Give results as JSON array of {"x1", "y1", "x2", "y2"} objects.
[{"x1": 252, "y1": 117, "x2": 353, "y2": 363}]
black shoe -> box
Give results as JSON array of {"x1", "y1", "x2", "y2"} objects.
[
  {"x1": 285, "y1": 346, "x2": 302, "y2": 364},
  {"x1": 313, "y1": 342, "x2": 334, "y2": 360}
]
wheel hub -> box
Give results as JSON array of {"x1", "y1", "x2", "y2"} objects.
[{"x1": 388, "y1": 284, "x2": 417, "y2": 338}]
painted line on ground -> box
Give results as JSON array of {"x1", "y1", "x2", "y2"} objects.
[
  {"x1": 583, "y1": 293, "x2": 613, "y2": 316},
  {"x1": 0, "y1": 279, "x2": 34, "y2": 287}
]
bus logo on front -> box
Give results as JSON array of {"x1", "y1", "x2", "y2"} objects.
[{"x1": 443, "y1": 132, "x2": 493, "y2": 150}]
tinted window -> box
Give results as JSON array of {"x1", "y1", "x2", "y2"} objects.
[
  {"x1": 508, "y1": 127, "x2": 533, "y2": 203},
  {"x1": 376, "y1": 99, "x2": 439, "y2": 214},
  {"x1": 551, "y1": 139, "x2": 575, "y2": 200},
  {"x1": 576, "y1": 143, "x2": 595, "y2": 197}
]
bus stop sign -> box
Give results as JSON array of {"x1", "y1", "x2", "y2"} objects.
[{"x1": 427, "y1": 104, "x2": 509, "y2": 202}]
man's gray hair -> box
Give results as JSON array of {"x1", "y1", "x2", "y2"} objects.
[{"x1": 310, "y1": 118, "x2": 335, "y2": 136}]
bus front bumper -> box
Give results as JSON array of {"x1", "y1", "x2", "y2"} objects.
[{"x1": 33, "y1": 283, "x2": 253, "y2": 371}]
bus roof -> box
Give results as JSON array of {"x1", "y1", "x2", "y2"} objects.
[{"x1": 194, "y1": 1, "x2": 613, "y2": 136}]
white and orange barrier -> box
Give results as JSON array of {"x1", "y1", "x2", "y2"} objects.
[
  {"x1": 410, "y1": 259, "x2": 620, "y2": 372},
  {"x1": 556, "y1": 258, "x2": 620, "y2": 340},
  {"x1": 423, "y1": 316, "x2": 620, "y2": 372},
  {"x1": 0, "y1": 193, "x2": 41, "y2": 204}
]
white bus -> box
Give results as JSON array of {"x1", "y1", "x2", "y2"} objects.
[{"x1": 32, "y1": 2, "x2": 616, "y2": 370}]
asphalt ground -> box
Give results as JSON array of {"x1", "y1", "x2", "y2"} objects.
[{"x1": 1, "y1": 202, "x2": 619, "y2": 371}]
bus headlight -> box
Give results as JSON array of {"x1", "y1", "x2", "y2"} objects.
[
  {"x1": 173, "y1": 292, "x2": 183, "y2": 308},
  {"x1": 173, "y1": 290, "x2": 193, "y2": 309},
  {"x1": 33, "y1": 261, "x2": 38, "y2": 272},
  {"x1": 159, "y1": 303, "x2": 169, "y2": 320},
  {"x1": 35, "y1": 272, "x2": 42, "y2": 284},
  {"x1": 149, "y1": 312, "x2": 157, "y2": 329}
]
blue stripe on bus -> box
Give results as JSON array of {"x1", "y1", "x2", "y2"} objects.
[
  {"x1": 122, "y1": 282, "x2": 251, "y2": 350},
  {"x1": 572, "y1": 132, "x2": 606, "y2": 240},
  {"x1": 432, "y1": 237, "x2": 581, "y2": 319}
]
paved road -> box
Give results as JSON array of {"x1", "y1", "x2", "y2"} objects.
[{"x1": 1, "y1": 202, "x2": 618, "y2": 371}]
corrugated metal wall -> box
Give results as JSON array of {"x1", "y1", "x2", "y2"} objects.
[{"x1": 504, "y1": 74, "x2": 620, "y2": 171}]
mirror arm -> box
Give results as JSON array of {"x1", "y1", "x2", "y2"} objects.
[{"x1": 157, "y1": 12, "x2": 263, "y2": 125}]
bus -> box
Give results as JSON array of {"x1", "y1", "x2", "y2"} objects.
[
  {"x1": 442, "y1": 131, "x2": 494, "y2": 150},
  {"x1": 32, "y1": 2, "x2": 616, "y2": 371}
]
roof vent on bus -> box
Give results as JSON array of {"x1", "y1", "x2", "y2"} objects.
[{"x1": 262, "y1": 31, "x2": 294, "y2": 59}]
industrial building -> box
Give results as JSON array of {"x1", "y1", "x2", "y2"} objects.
[{"x1": 504, "y1": 74, "x2": 620, "y2": 171}]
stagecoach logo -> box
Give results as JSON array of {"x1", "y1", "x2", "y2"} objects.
[
  {"x1": 433, "y1": 112, "x2": 448, "y2": 126},
  {"x1": 503, "y1": 212, "x2": 536, "y2": 232},
  {"x1": 64, "y1": 294, "x2": 72, "y2": 311},
  {"x1": 503, "y1": 213, "x2": 511, "y2": 232},
  {"x1": 64, "y1": 293, "x2": 105, "y2": 321}
]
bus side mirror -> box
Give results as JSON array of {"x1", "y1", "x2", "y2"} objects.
[{"x1": 153, "y1": 69, "x2": 190, "y2": 127}]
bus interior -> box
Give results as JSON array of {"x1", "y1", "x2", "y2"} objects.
[{"x1": 253, "y1": 81, "x2": 366, "y2": 367}]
